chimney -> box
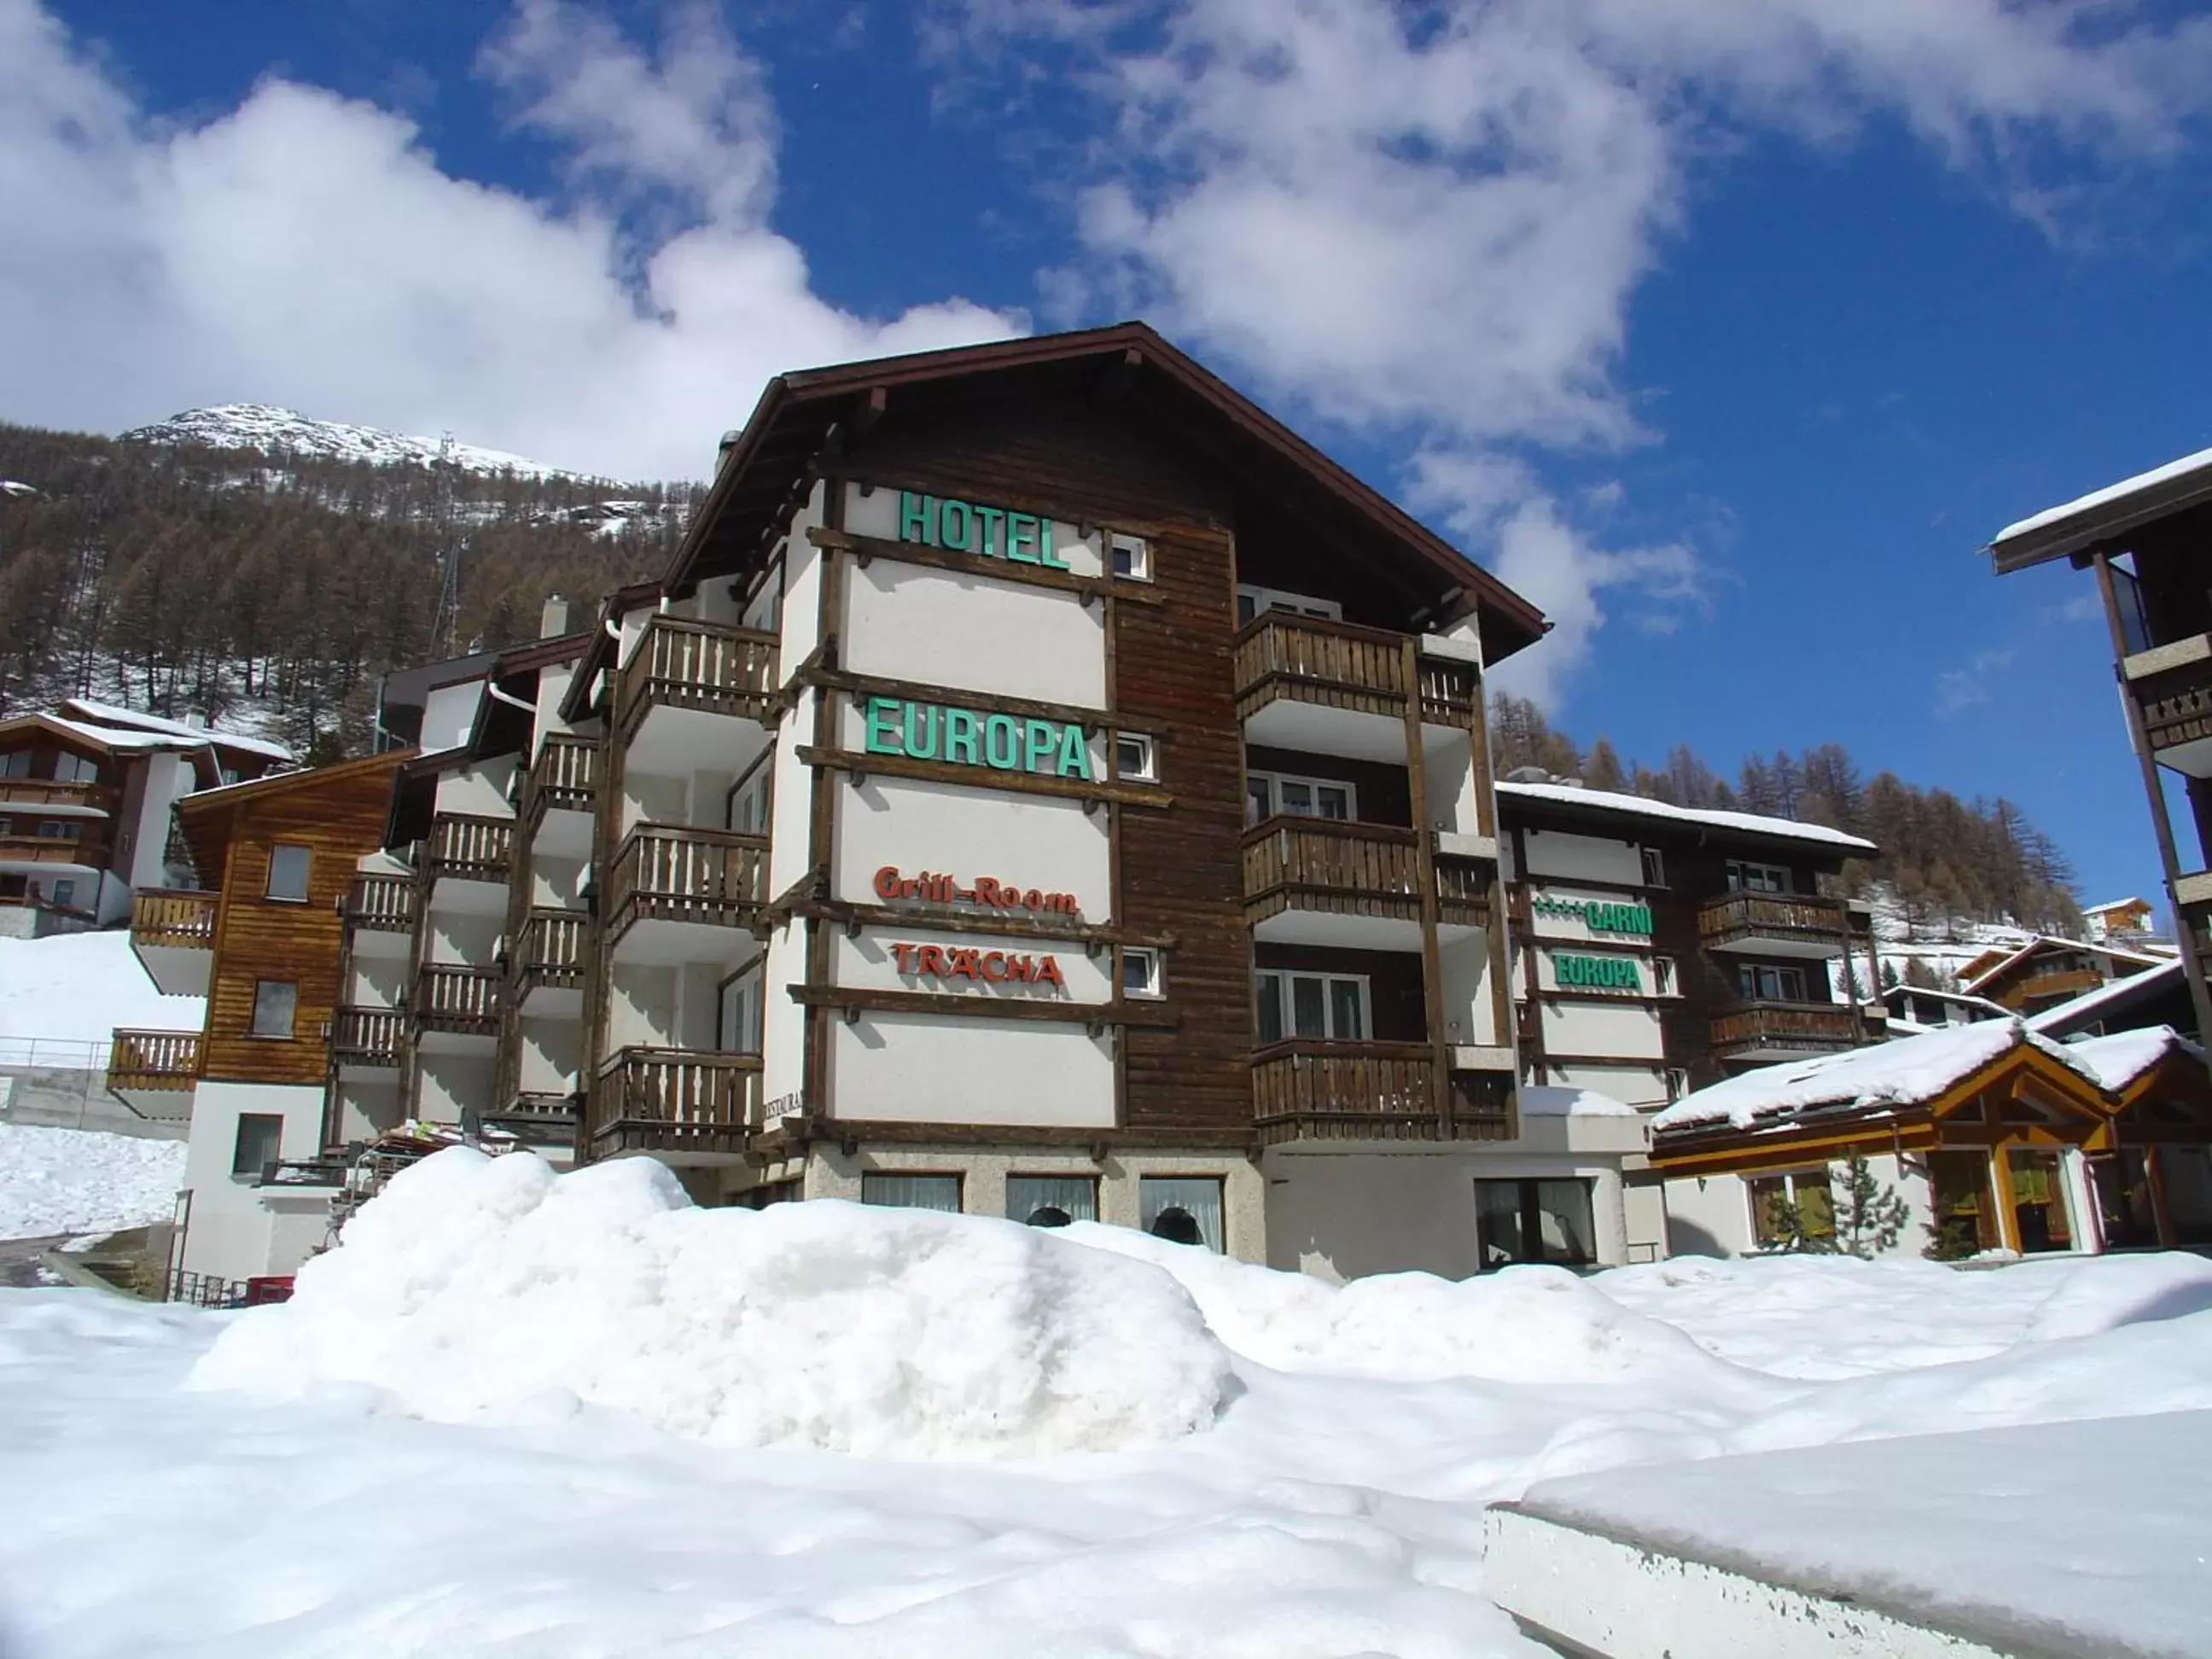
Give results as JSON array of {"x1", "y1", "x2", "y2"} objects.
[
  {"x1": 540, "y1": 594, "x2": 571, "y2": 638},
  {"x1": 717, "y1": 429, "x2": 744, "y2": 474}
]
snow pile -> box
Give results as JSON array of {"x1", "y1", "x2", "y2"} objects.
[
  {"x1": 0, "y1": 1121, "x2": 184, "y2": 1238},
  {"x1": 1651, "y1": 1018, "x2": 2096, "y2": 1132},
  {"x1": 189, "y1": 1150, "x2": 1232, "y2": 1459},
  {"x1": 0, "y1": 931, "x2": 203, "y2": 1049},
  {"x1": 1067, "y1": 1223, "x2": 1737, "y2": 1387},
  {"x1": 2064, "y1": 1023, "x2": 2200, "y2": 1091}
]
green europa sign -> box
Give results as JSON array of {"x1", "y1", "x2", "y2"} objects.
[
  {"x1": 862, "y1": 696, "x2": 1092, "y2": 780},
  {"x1": 1532, "y1": 893, "x2": 1654, "y2": 935},
  {"x1": 1552, "y1": 952, "x2": 1643, "y2": 992},
  {"x1": 899, "y1": 491, "x2": 1071, "y2": 568}
]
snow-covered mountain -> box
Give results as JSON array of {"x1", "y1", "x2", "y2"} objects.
[{"x1": 119, "y1": 405, "x2": 578, "y2": 480}]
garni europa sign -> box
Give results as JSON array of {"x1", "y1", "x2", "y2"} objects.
[
  {"x1": 1531, "y1": 893, "x2": 1654, "y2": 936},
  {"x1": 1551, "y1": 952, "x2": 1643, "y2": 992},
  {"x1": 892, "y1": 941, "x2": 1068, "y2": 988},
  {"x1": 863, "y1": 696, "x2": 1093, "y2": 780},
  {"x1": 899, "y1": 490, "x2": 1072, "y2": 568},
  {"x1": 875, "y1": 866, "x2": 1080, "y2": 917}
]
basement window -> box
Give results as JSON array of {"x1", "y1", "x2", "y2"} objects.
[
  {"x1": 1475, "y1": 1178, "x2": 1596, "y2": 1272},
  {"x1": 860, "y1": 1173, "x2": 962, "y2": 1213}
]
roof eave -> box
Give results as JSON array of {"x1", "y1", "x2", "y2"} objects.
[{"x1": 1987, "y1": 457, "x2": 2212, "y2": 574}]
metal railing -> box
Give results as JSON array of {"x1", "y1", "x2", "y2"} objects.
[
  {"x1": 615, "y1": 615, "x2": 777, "y2": 734},
  {"x1": 606, "y1": 824, "x2": 767, "y2": 933},
  {"x1": 130, "y1": 888, "x2": 218, "y2": 949}
]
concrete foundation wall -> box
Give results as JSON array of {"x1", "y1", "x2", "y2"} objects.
[{"x1": 0, "y1": 1068, "x2": 189, "y2": 1138}]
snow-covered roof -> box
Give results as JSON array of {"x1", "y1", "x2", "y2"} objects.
[
  {"x1": 2063, "y1": 1025, "x2": 2203, "y2": 1092},
  {"x1": 38, "y1": 715, "x2": 198, "y2": 752},
  {"x1": 1959, "y1": 934, "x2": 2167, "y2": 996},
  {"x1": 1651, "y1": 1020, "x2": 2101, "y2": 1136},
  {"x1": 1992, "y1": 439, "x2": 2212, "y2": 556},
  {"x1": 2025, "y1": 956, "x2": 2187, "y2": 1036},
  {"x1": 1880, "y1": 983, "x2": 2008, "y2": 1016},
  {"x1": 1518, "y1": 1085, "x2": 1640, "y2": 1118},
  {"x1": 62, "y1": 698, "x2": 294, "y2": 761},
  {"x1": 1495, "y1": 781, "x2": 1878, "y2": 854},
  {"x1": 2085, "y1": 896, "x2": 2152, "y2": 916}
]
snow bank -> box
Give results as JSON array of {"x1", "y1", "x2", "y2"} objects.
[
  {"x1": 189, "y1": 1149, "x2": 1232, "y2": 1459},
  {"x1": 1064, "y1": 1223, "x2": 1741, "y2": 1388},
  {"x1": 0, "y1": 931, "x2": 203, "y2": 1048},
  {"x1": 0, "y1": 1121, "x2": 183, "y2": 1238}
]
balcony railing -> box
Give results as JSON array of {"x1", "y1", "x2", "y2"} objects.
[
  {"x1": 0, "y1": 831, "x2": 101, "y2": 865},
  {"x1": 1710, "y1": 1001, "x2": 1867, "y2": 1059},
  {"x1": 1242, "y1": 819, "x2": 1492, "y2": 929},
  {"x1": 585, "y1": 1046, "x2": 760, "y2": 1155},
  {"x1": 329, "y1": 1006, "x2": 403, "y2": 1068},
  {"x1": 131, "y1": 888, "x2": 218, "y2": 950},
  {"x1": 105, "y1": 1028, "x2": 201, "y2": 1093},
  {"x1": 2126, "y1": 643, "x2": 2212, "y2": 755},
  {"x1": 606, "y1": 824, "x2": 767, "y2": 936},
  {"x1": 1250, "y1": 1040, "x2": 1515, "y2": 1145},
  {"x1": 522, "y1": 734, "x2": 601, "y2": 830},
  {"x1": 614, "y1": 615, "x2": 777, "y2": 737},
  {"x1": 1232, "y1": 614, "x2": 1480, "y2": 725},
  {"x1": 425, "y1": 813, "x2": 515, "y2": 886},
  {"x1": 1697, "y1": 893, "x2": 1860, "y2": 955},
  {"x1": 0, "y1": 778, "x2": 119, "y2": 814},
  {"x1": 515, "y1": 907, "x2": 586, "y2": 992},
  {"x1": 343, "y1": 872, "x2": 416, "y2": 933},
  {"x1": 411, "y1": 965, "x2": 501, "y2": 1037}
]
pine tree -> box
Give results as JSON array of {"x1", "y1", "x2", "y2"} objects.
[
  {"x1": 1585, "y1": 736, "x2": 1627, "y2": 792},
  {"x1": 1831, "y1": 1154, "x2": 1910, "y2": 1257}
]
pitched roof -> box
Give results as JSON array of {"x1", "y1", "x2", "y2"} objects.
[
  {"x1": 661, "y1": 321, "x2": 1551, "y2": 664},
  {"x1": 1496, "y1": 780, "x2": 1878, "y2": 854},
  {"x1": 1959, "y1": 934, "x2": 2168, "y2": 997},
  {"x1": 59, "y1": 698, "x2": 294, "y2": 762},
  {"x1": 2025, "y1": 956, "x2": 2190, "y2": 1039},
  {"x1": 2062, "y1": 1025, "x2": 2203, "y2": 1093},
  {"x1": 1988, "y1": 440, "x2": 2212, "y2": 573}
]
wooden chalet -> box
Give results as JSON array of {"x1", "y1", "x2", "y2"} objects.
[{"x1": 1957, "y1": 934, "x2": 2166, "y2": 1016}]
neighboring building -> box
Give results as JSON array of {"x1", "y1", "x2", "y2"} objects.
[
  {"x1": 115, "y1": 751, "x2": 409, "y2": 1294},
  {"x1": 2027, "y1": 955, "x2": 2195, "y2": 1043},
  {"x1": 0, "y1": 704, "x2": 288, "y2": 933},
  {"x1": 1650, "y1": 1019, "x2": 2211, "y2": 1258},
  {"x1": 1957, "y1": 934, "x2": 2166, "y2": 1016},
  {"x1": 1878, "y1": 982, "x2": 2010, "y2": 1033},
  {"x1": 1985, "y1": 446, "x2": 2212, "y2": 1044},
  {"x1": 2083, "y1": 895, "x2": 2157, "y2": 946}
]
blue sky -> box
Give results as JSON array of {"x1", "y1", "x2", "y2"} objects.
[{"x1": 9, "y1": 1, "x2": 2212, "y2": 914}]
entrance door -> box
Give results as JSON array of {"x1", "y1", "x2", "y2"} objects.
[
  {"x1": 1928, "y1": 1150, "x2": 1995, "y2": 1255},
  {"x1": 2007, "y1": 1150, "x2": 2074, "y2": 1253}
]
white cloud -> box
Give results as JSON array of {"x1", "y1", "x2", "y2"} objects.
[
  {"x1": 0, "y1": 0, "x2": 1018, "y2": 480},
  {"x1": 954, "y1": 0, "x2": 2212, "y2": 703},
  {"x1": 1936, "y1": 646, "x2": 2020, "y2": 717}
]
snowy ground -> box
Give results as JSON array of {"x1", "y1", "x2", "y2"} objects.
[
  {"x1": 3, "y1": 1151, "x2": 2209, "y2": 1656},
  {"x1": 0, "y1": 1122, "x2": 184, "y2": 1240},
  {"x1": 0, "y1": 930, "x2": 202, "y2": 1051}
]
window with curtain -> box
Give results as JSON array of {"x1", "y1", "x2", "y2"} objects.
[
  {"x1": 1473, "y1": 1178, "x2": 1598, "y2": 1271},
  {"x1": 860, "y1": 1173, "x2": 962, "y2": 1213},
  {"x1": 1748, "y1": 1170, "x2": 1836, "y2": 1249},
  {"x1": 1007, "y1": 1175, "x2": 1097, "y2": 1228},
  {"x1": 1139, "y1": 1176, "x2": 1224, "y2": 1252}
]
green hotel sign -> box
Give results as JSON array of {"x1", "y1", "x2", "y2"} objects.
[
  {"x1": 1552, "y1": 952, "x2": 1642, "y2": 992},
  {"x1": 862, "y1": 696, "x2": 1092, "y2": 781},
  {"x1": 1531, "y1": 893, "x2": 1653, "y2": 936},
  {"x1": 899, "y1": 491, "x2": 1072, "y2": 568}
]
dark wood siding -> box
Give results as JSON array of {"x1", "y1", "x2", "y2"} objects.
[{"x1": 201, "y1": 763, "x2": 399, "y2": 1086}]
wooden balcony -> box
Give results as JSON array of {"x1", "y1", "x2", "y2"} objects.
[
  {"x1": 2128, "y1": 642, "x2": 2212, "y2": 770},
  {"x1": 1233, "y1": 614, "x2": 1480, "y2": 727},
  {"x1": 521, "y1": 734, "x2": 600, "y2": 838},
  {"x1": 1697, "y1": 893, "x2": 1862, "y2": 958},
  {"x1": 425, "y1": 812, "x2": 515, "y2": 887},
  {"x1": 0, "y1": 778, "x2": 119, "y2": 814},
  {"x1": 411, "y1": 965, "x2": 500, "y2": 1039},
  {"x1": 585, "y1": 1045, "x2": 760, "y2": 1160},
  {"x1": 131, "y1": 888, "x2": 217, "y2": 949},
  {"x1": 105, "y1": 1028, "x2": 201, "y2": 1095},
  {"x1": 343, "y1": 871, "x2": 416, "y2": 933},
  {"x1": 1243, "y1": 818, "x2": 1493, "y2": 931},
  {"x1": 330, "y1": 1006, "x2": 403, "y2": 1068},
  {"x1": 614, "y1": 615, "x2": 777, "y2": 739},
  {"x1": 513, "y1": 907, "x2": 586, "y2": 1000},
  {"x1": 606, "y1": 824, "x2": 767, "y2": 940},
  {"x1": 1710, "y1": 1001, "x2": 1868, "y2": 1062},
  {"x1": 0, "y1": 830, "x2": 102, "y2": 866},
  {"x1": 1251, "y1": 1040, "x2": 1516, "y2": 1146}
]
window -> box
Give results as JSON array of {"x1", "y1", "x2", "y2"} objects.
[
  {"x1": 1639, "y1": 847, "x2": 1667, "y2": 888},
  {"x1": 860, "y1": 1173, "x2": 962, "y2": 1213},
  {"x1": 53, "y1": 753, "x2": 98, "y2": 783},
  {"x1": 1246, "y1": 771, "x2": 1354, "y2": 825},
  {"x1": 36, "y1": 820, "x2": 73, "y2": 839},
  {"x1": 1140, "y1": 1176, "x2": 1225, "y2": 1251},
  {"x1": 249, "y1": 980, "x2": 298, "y2": 1039},
  {"x1": 0, "y1": 818, "x2": 9, "y2": 835},
  {"x1": 1121, "y1": 946, "x2": 1164, "y2": 999},
  {"x1": 230, "y1": 1113, "x2": 284, "y2": 1181},
  {"x1": 1236, "y1": 585, "x2": 1342, "y2": 626},
  {"x1": 0, "y1": 751, "x2": 27, "y2": 777},
  {"x1": 1115, "y1": 732, "x2": 1158, "y2": 783},
  {"x1": 1726, "y1": 859, "x2": 1792, "y2": 895},
  {"x1": 1474, "y1": 1178, "x2": 1597, "y2": 1271},
  {"x1": 1748, "y1": 1170, "x2": 1836, "y2": 1249},
  {"x1": 1664, "y1": 1068, "x2": 1691, "y2": 1103},
  {"x1": 1109, "y1": 533, "x2": 1151, "y2": 581},
  {"x1": 1008, "y1": 1175, "x2": 1098, "y2": 1229},
  {"x1": 49, "y1": 879, "x2": 76, "y2": 909},
  {"x1": 1254, "y1": 970, "x2": 1369, "y2": 1044},
  {"x1": 1737, "y1": 962, "x2": 1808, "y2": 1004},
  {"x1": 1652, "y1": 956, "x2": 1678, "y2": 997},
  {"x1": 726, "y1": 765, "x2": 771, "y2": 835},
  {"x1": 265, "y1": 843, "x2": 312, "y2": 902},
  {"x1": 719, "y1": 967, "x2": 763, "y2": 1054}
]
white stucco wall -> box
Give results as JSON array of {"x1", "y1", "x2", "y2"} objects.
[
  {"x1": 832, "y1": 775, "x2": 1112, "y2": 919},
  {"x1": 1540, "y1": 999, "x2": 1667, "y2": 1061},
  {"x1": 759, "y1": 920, "x2": 808, "y2": 1118},
  {"x1": 842, "y1": 485, "x2": 1104, "y2": 579},
  {"x1": 421, "y1": 683, "x2": 484, "y2": 754},
  {"x1": 432, "y1": 759, "x2": 516, "y2": 819},
  {"x1": 843, "y1": 564, "x2": 1108, "y2": 711},
  {"x1": 827, "y1": 1012, "x2": 1115, "y2": 1128},
  {"x1": 177, "y1": 1080, "x2": 327, "y2": 1285},
  {"x1": 1520, "y1": 828, "x2": 1643, "y2": 886}
]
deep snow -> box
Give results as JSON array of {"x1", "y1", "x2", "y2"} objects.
[
  {"x1": 5, "y1": 1153, "x2": 2212, "y2": 1655},
  {"x1": 0, "y1": 930, "x2": 204, "y2": 1049},
  {"x1": 0, "y1": 1121, "x2": 184, "y2": 1240}
]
